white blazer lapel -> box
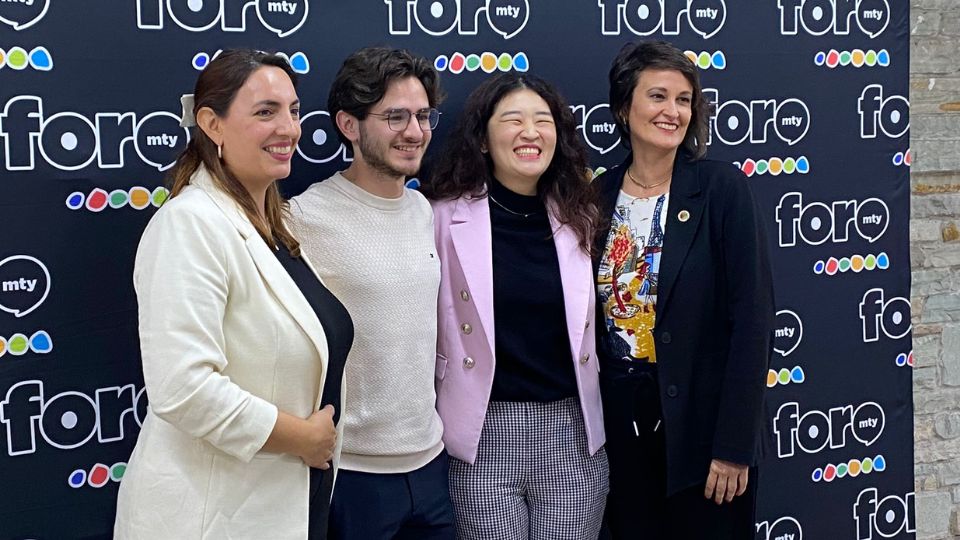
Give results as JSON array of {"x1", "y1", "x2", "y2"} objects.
[
  {"x1": 192, "y1": 169, "x2": 330, "y2": 399},
  {"x1": 449, "y1": 196, "x2": 496, "y2": 357},
  {"x1": 548, "y1": 205, "x2": 590, "y2": 361}
]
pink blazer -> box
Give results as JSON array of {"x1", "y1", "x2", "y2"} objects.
[{"x1": 431, "y1": 194, "x2": 605, "y2": 464}]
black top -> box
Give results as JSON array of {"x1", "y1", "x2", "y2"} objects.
[
  {"x1": 488, "y1": 179, "x2": 578, "y2": 402},
  {"x1": 272, "y1": 241, "x2": 353, "y2": 540}
]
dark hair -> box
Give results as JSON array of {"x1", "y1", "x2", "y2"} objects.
[
  {"x1": 609, "y1": 40, "x2": 709, "y2": 159},
  {"x1": 422, "y1": 73, "x2": 597, "y2": 252},
  {"x1": 328, "y1": 47, "x2": 444, "y2": 148},
  {"x1": 168, "y1": 49, "x2": 301, "y2": 255}
]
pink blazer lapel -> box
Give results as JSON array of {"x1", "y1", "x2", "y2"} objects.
[
  {"x1": 548, "y1": 206, "x2": 591, "y2": 361},
  {"x1": 450, "y1": 196, "x2": 496, "y2": 356}
]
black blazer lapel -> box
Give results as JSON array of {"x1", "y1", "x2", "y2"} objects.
[{"x1": 655, "y1": 156, "x2": 705, "y2": 323}]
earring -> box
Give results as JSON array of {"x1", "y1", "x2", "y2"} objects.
[{"x1": 217, "y1": 144, "x2": 222, "y2": 160}]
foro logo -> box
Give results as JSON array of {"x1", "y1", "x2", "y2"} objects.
[
  {"x1": 571, "y1": 103, "x2": 620, "y2": 155},
  {"x1": 385, "y1": 0, "x2": 529, "y2": 39},
  {"x1": 0, "y1": 96, "x2": 188, "y2": 171},
  {"x1": 773, "y1": 309, "x2": 802, "y2": 357},
  {"x1": 0, "y1": 380, "x2": 147, "y2": 456},
  {"x1": 773, "y1": 401, "x2": 884, "y2": 458},
  {"x1": 755, "y1": 516, "x2": 802, "y2": 540},
  {"x1": 854, "y1": 488, "x2": 915, "y2": 540},
  {"x1": 860, "y1": 288, "x2": 910, "y2": 342},
  {"x1": 776, "y1": 192, "x2": 889, "y2": 247},
  {"x1": 779, "y1": 0, "x2": 889, "y2": 38},
  {"x1": 0, "y1": 0, "x2": 49, "y2": 30},
  {"x1": 297, "y1": 110, "x2": 351, "y2": 164},
  {"x1": 0, "y1": 255, "x2": 50, "y2": 318},
  {"x1": 598, "y1": 0, "x2": 726, "y2": 39},
  {"x1": 859, "y1": 84, "x2": 909, "y2": 139},
  {"x1": 136, "y1": 0, "x2": 309, "y2": 37},
  {"x1": 704, "y1": 89, "x2": 810, "y2": 146}
]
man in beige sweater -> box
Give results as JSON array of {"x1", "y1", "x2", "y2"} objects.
[{"x1": 290, "y1": 46, "x2": 452, "y2": 540}]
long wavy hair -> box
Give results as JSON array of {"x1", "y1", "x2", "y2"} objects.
[
  {"x1": 168, "y1": 49, "x2": 301, "y2": 255},
  {"x1": 422, "y1": 73, "x2": 597, "y2": 252}
]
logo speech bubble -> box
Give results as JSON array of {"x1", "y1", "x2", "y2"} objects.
[
  {"x1": 773, "y1": 309, "x2": 803, "y2": 357},
  {"x1": 857, "y1": 0, "x2": 889, "y2": 38},
  {"x1": 134, "y1": 112, "x2": 189, "y2": 171},
  {"x1": 688, "y1": 0, "x2": 726, "y2": 39},
  {"x1": 578, "y1": 104, "x2": 621, "y2": 155},
  {"x1": 257, "y1": 0, "x2": 309, "y2": 37},
  {"x1": 0, "y1": 255, "x2": 51, "y2": 318},
  {"x1": 756, "y1": 516, "x2": 802, "y2": 540},
  {"x1": 775, "y1": 99, "x2": 810, "y2": 146},
  {"x1": 852, "y1": 401, "x2": 885, "y2": 446},
  {"x1": 855, "y1": 198, "x2": 890, "y2": 243},
  {"x1": 0, "y1": 0, "x2": 49, "y2": 30},
  {"x1": 487, "y1": 0, "x2": 529, "y2": 40}
]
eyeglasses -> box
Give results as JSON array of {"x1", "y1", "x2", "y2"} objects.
[{"x1": 367, "y1": 108, "x2": 441, "y2": 132}]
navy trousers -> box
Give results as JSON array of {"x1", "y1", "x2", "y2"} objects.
[
  {"x1": 599, "y1": 359, "x2": 757, "y2": 540},
  {"x1": 328, "y1": 451, "x2": 455, "y2": 540}
]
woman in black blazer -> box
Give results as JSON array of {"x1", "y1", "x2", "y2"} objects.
[{"x1": 594, "y1": 41, "x2": 775, "y2": 539}]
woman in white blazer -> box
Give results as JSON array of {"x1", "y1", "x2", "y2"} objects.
[{"x1": 114, "y1": 50, "x2": 353, "y2": 539}]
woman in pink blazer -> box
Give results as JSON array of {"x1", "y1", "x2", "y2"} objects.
[{"x1": 422, "y1": 73, "x2": 608, "y2": 539}]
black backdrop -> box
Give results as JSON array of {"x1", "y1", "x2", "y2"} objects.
[{"x1": 0, "y1": 1, "x2": 914, "y2": 538}]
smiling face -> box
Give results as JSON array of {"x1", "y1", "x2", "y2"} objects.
[
  {"x1": 485, "y1": 88, "x2": 557, "y2": 193},
  {"x1": 355, "y1": 76, "x2": 432, "y2": 179},
  {"x1": 625, "y1": 68, "x2": 693, "y2": 156},
  {"x1": 217, "y1": 66, "x2": 301, "y2": 190}
]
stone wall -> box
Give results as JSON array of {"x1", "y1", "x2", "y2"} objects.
[{"x1": 911, "y1": 0, "x2": 960, "y2": 538}]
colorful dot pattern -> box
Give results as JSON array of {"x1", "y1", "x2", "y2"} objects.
[
  {"x1": 814, "y1": 49, "x2": 890, "y2": 69},
  {"x1": 735, "y1": 156, "x2": 809, "y2": 177},
  {"x1": 683, "y1": 50, "x2": 726, "y2": 70},
  {"x1": 767, "y1": 366, "x2": 805, "y2": 388},
  {"x1": 0, "y1": 46, "x2": 53, "y2": 71},
  {"x1": 68, "y1": 462, "x2": 127, "y2": 489},
  {"x1": 0, "y1": 330, "x2": 53, "y2": 357},
  {"x1": 812, "y1": 455, "x2": 886, "y2": 483},
  {"x1": 895, "y1": 351, "x2": 914, "y2": 367},
  {"x1": 813, "y1": 253, "x2": 889, "y2": 276},
  {"x1": 434, "y1": 52, "x2": 529, "y2": 75},
  {"x1": 66, "y1": 187, "x2": 168, "y2": 212},
  {"x1": 892, "y1": 149, "x2": 911, "y2": 166},
  {"x1": 193, "y1": 51, "x2": 310, "y2": 74}
]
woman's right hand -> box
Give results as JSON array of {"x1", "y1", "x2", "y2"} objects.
[{"x1": 299, "y1": 404, "x2": 337, "y2": 469}]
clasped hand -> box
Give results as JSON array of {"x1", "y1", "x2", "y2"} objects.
[{"x1": 300, "y1": 404, "x2": 337, "y2": 470}]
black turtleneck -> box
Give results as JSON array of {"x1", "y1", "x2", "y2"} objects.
[{"x1": 488, "y1": 178, "x2": 578, "y2": 403}]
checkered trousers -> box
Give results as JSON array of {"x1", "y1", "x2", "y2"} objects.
[{"x1": 448, "y1": 398, "x2": 609, "y2": 540}]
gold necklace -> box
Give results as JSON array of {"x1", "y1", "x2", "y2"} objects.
[
  {"x1": 626, "y1": 166, "x2": 671, "y2": 190},
  {"x1": 489, "y1": 194, "x2": 537, "y2": 218}
]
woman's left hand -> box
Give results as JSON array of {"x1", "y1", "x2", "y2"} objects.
[{"x1": 703, "y1": 459, "x2": 748, "y2": 505}]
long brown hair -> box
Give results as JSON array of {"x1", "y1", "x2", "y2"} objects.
[
  {"x1": 168, "y1": 49, "x2": 301, "y2": 255},
  {"x1": 422, "y1": 73, "x2": 597, "y2": 252}
]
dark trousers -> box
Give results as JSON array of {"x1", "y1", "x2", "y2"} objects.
[
  {"x1": 328, "y1": 451, "x2": 455, "y2": 540},
  {"x1": 599, "y1": 359, "x2": 757, "y2": 540}
]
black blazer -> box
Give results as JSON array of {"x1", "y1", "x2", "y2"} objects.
[{"x1": 592, "y1": 152, "x2": 775, "y2": 495}]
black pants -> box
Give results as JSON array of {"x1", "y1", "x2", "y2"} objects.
[
  {"x1": 599, "y1": 358, "x2": 756, "y2": 540},
  {"x1": 328, "y1": 451, "x2": 455, "y2": 540}
]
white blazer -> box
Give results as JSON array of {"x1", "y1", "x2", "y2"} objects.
[{"x1": 114, "y1": 168, "x2": 338, "y2": 539}]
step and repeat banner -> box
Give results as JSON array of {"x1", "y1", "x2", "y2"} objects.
[{"x1": 0, "y1": 1, "x2": 913, "y2": 538}]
